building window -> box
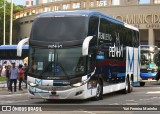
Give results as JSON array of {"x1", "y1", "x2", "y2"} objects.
[
  {"x1": 154, "y1": 0, "x2": 160, "y2": 4},
  {"x1": 138, "y1": 0, "x2": 150, "y2": 4},
  {"x1": 25, "y1": 21, "x2": 29, "y2": 24},
  {"x1": 112, "y1": 0, "x2": 120, "y2": 5},
  {"x1": 63, "y1": 4, "x2": 70, "y2": 10},
  {"x1": 97, "y1": 0, "x2": 107, "y2": 7},
  {"x1": 90, "y1": 1, "x2": 94, "y2": 7},
  {"x1": 72, "y1": 2, "x2": 80, "y2": 9}
]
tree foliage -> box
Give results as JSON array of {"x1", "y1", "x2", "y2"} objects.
[{"x1": 0, "y1": 0, "x2": 23, "y2": 45}]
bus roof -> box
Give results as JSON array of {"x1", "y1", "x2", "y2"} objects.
[
  {"x1": 38, "y1": 10, "x2": 124, "y2": 26},
  {"x1": 37, "y1": 10, "x2": 138, "y2": 31},
  {"x1": 0, "y1": 45, "x2": 29, "y2": 50}
]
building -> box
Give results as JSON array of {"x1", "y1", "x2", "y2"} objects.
[
  {"x1": 26, "y1": 0, "x2": 34, "y2": 7},
  {"x1": 14, "y1": 0, "x2": 160, "y2": 47},
  {"x1": 35, "y1": 0, "x2": 61, "y2": 5}
]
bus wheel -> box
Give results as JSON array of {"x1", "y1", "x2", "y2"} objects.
[
  {"x1": 122, "y1": 78, "x2": 129, "y2": 94},
  {"x1": 128, "y1": 78, "x2": 132, "y2": 93},
  {"x1": 140, "y1": 82, "x2": 145, "y2": 86},
  {"x1": 93, "y1": 79, "x2": 103, "y2": 100}
]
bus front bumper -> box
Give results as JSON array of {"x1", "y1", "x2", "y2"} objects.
[
  {"x1": 28, "y1": 84, "x2": 95, "y2": 100},
  {"x1": 140, "y1": 72, "x2": 158, "y2": 82}
]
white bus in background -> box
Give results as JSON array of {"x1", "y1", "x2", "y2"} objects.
[
  {"x1": 0, "y1": 45, "x2": 28, "y2": 77},
  {"x1": 0, "y1": 45, "x2": 28, "y2": 66},
  {"x1": 17, "y1": 10, "x2": 140, "y2": 100}
]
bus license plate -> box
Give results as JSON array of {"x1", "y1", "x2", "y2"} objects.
[
  {"x1": 148, "y1": 78, "x2": 152, "y2": 81},
  {"x1": 49, "y1": 95, "x2": 59, "y2": 99}
]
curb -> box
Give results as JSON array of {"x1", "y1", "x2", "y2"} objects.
[
  {"x1": 0, "y1": 82, "x2": 26, "y2": 88},
  {"x1": 0, "y1": 81, "x2": 6, "y2": 84}
]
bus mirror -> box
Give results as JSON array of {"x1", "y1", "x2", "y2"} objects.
[
  {"x1": 82, "y1": 36, "x2": 93, "y2": 56},
  {"x1": 17, "y1": 37, "x2": 29, "y2": 56}
]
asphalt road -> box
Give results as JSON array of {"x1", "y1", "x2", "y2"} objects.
[{"x1": 1, "y1": 82, "x2": 160, "y2": 114}]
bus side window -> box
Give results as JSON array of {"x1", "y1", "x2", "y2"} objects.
[{"x1": 88, "y1": 54, "x2": 94, "y2": 72}]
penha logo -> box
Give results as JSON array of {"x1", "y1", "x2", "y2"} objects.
[{"x1": 48, "y1": 43, "x2": 62, "y2": 49}]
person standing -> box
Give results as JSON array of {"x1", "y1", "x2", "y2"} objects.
[
  {"x1": 18, "y1": 64, "x2": 24, "y2": 91},
  {"x1": 6, "y1": 65, "x2": 11, "y2": 91},
  {"x1": 9, "y1": 62, "x2": 19, "y2": 94},
  {"x1": 23, "y1": 63, "x2": 28, "y2": 88}
]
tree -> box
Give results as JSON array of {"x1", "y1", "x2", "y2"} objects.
[{"x1": 0, "y1": 0, "x2": 23, "y2": 45}]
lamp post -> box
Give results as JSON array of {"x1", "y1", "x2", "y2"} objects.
[
  {"x1": 9, "y1": 0, "x2": 13, "y2": 45},
  {"x1": 3, "y1": 0, "x2": 5, "y2": 45}
]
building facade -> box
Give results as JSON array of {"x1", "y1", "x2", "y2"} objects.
[{"x1": 14, "y1": 0, "x2": 160, "y2": 47}]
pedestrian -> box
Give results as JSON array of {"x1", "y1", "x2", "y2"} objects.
[
  {"x1": 6, "y1": 65, "x2": 11, "y2": 91},
  {"x1": 18, "y1": 64, "x2": 24, "y2": 91},
  {"x1": 23, "y1": 62, "x2": 28, "y2": 88},
  {"x1": 1, "y1": 61, "x2": 7, "y2": 77},
  {"x1": 9, "y1": 62, "x2": 19, "y2": 94}
]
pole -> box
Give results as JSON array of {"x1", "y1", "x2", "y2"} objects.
[
  {"x1": 9, "y1": 0, "x2": 13, "y2": 45},
  {"x1": 3, "y1": 0, "x2": 5, "y2": 45}
]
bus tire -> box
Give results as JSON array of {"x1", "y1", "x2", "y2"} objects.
[
  {"x1": 122, "y1": 78, "x2": 129, "y2": 94},
  {"x1": 128, "y1": 78, "x2": 132, "y2": 93},
  {"x1": 93, "y1": 79, "x2": 103, "y2": 100},
  {"x1": 140, "y1": 82, "x2": 145, "y2": 86}
]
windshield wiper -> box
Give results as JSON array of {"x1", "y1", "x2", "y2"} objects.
[
  {"x1": 39, "y1": 62, "x2": 69, "y2": 80},
  {"x1": 56, "y1": 62, "x2": 69, "y2": 80},
  {"x1": 39, "y1": 62, "x2": 53, "y2": 77}
]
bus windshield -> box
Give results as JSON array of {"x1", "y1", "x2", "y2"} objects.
[
  {"x1": 29, "y1": 46, "x2": 86, "y2": 79},
  {"x1": 140, "y1": 51, "x2": 158, "y2": 70},
  {"x1": 30, "y1": 16, "x2": 88, "y2": 42}
]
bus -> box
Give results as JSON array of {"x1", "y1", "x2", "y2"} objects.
[
  {"x1": 17, "y1": 11, "x2": 140, "y2": 100},
  {"x1": 0, "y1": 45, "x2": 29, "y2": 66},
  {"x1": 139, "y1": 45, "x2": 159, "y2": 86}
]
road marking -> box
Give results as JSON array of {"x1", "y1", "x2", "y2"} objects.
[
  {"x1": 0, "y1": 100, "x2": 29, "y2": 105},
  {"x1": 0, "y1": 93, "x2": 28, "y2": 98},
  {"x1": 82, "y1": 111, "x2": 96, "y2": 114},
  {"x1": 146, "y1": 91, "x2": 160, "y2": 94}
]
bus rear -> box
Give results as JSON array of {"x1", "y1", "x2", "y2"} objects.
[{"x1": 140, "y1": 45, "x2": 159, "y2": 86}]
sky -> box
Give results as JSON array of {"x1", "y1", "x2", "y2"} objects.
[{"x1": 7, "y1": 0, "x2": 25, "y2": 5}]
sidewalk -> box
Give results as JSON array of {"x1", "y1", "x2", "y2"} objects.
[{"x1": 0, "y1": 81, "x2": 28, "y2": 95}]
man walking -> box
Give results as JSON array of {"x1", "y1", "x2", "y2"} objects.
[{"x1": 9, "y1": 62, "x2": 19, "y2": 94}]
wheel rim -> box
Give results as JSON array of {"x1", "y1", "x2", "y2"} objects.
[{"x1": 126, "y1": 79, "x2": 128, "y2": 91}]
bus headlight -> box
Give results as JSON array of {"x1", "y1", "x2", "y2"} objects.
[
  {"x1": 72, "y1": 78, "x2": 90, "y2": 87},
  {"x1": 72, "y1": 82, "x2": 82, "y2": 87},
  {"x1": 28, "y1": 82, "x2": 38, "y2": 87},
  {"x1": 87, "y1": 80, "x2": 97, "y2": 89}
]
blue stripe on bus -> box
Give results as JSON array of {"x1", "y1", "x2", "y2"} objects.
[
  {"x1": 117, "y1": 73, "x2": 126, "y2": 77},
  {"x1": 53, "y1": 82, "x2": 63, "y2": 84},
  {"x1": 140, "y1": 72, "x2": 157, "y2": 77},
  {"x1": 0, "y1": 45, "x2": 29, "y2": 50}
]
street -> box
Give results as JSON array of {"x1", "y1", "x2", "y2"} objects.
[
  {"x1": 1, "y1": 82, "x2": 160, "y2": 105},
  {"x1": 1, "y1": 82, "x2": 160, "y2": 114}
]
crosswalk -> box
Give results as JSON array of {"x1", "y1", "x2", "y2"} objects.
[
  {"x1": 146, "y1": 91, "x2": 160, "y2": 94},
  {"x1": 0, "y1": 100, "x2": 29, "y2": 105},
  {"x1": 0, "y1": 93, "x2": 28, "y2": 98}
]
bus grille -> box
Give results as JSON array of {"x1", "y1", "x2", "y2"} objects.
[{"x1": 36, "y1": 85, "x2": 73, "y2": 91}]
